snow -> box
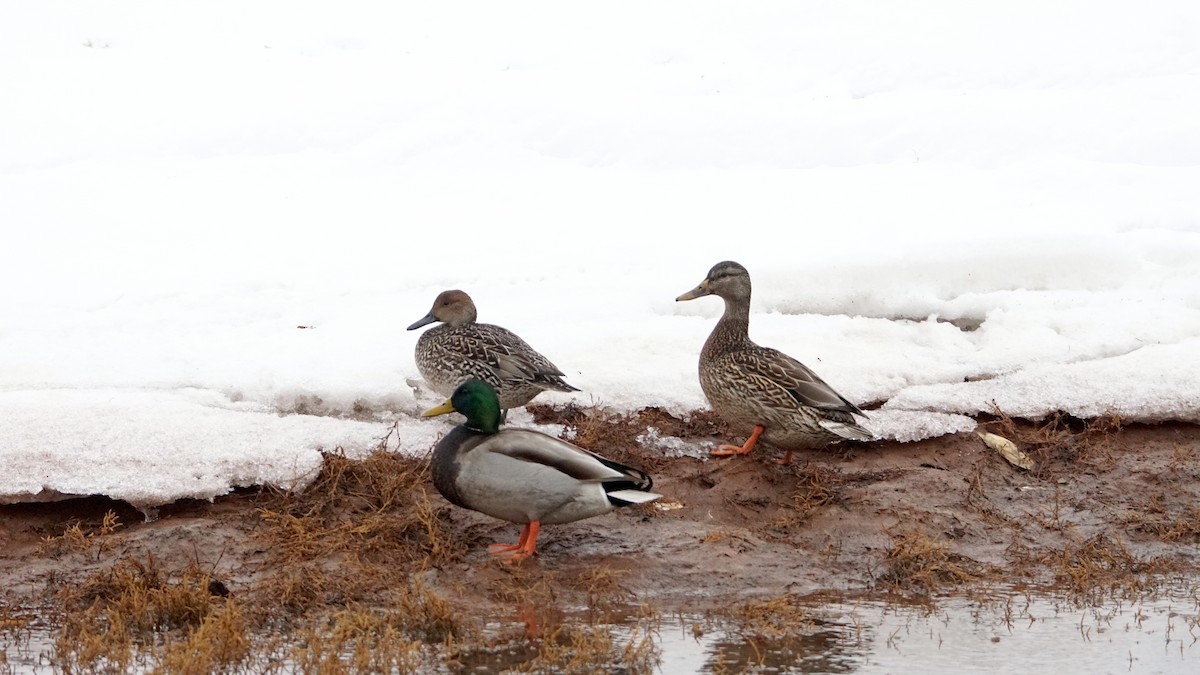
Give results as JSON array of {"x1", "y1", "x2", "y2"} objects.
[
  {"x1": 0, "y1": 388, "x2": 392, "y2": 507},
  {"x1": 2, "y1": 2, "x2": 1198, "y2": 506}
]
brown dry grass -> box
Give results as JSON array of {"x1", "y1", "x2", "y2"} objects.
[
  {"x1": 984, "y1": 405, "x2": 1123, "y2": 467},
  {"x1": 1121, "y1": 490, "x2": 1200, "y2": 543},
  {"x1": 515, "y1": 621, "x2": 659, "y2": 675},
  {"x1": 879, "y1": 526, "x2": 982, "y2": 593},
  {"x1": 715, "y1": 594, "x2": 816, "y2": 640},
  {"x1": 774, "y1": 464, "x2": 845, "y2": 527},
  {"x1": 253, "y1": 445, "x2": 656, "y2": 672},
  {"x1": 40, "y1": 448, "x2": 480, "y2": 673},
  {"x1": 53, "y1": 555, "x2": 247, "y2": 673},
  {"x1": 247, "y1": 449, "x2": 468, "y2": 623},
  {"x1": 527, "y1": 402, "x2": 723, "y2": 474},
  {"x1": 1043, "y1": 532, "x2": 1182, "y2": 599},
  {"x1": 36, "y1": 509, "x2": 122, "y2": 560},
  {"x1": 450, "y1": 618, "x2": 660, "y2": 675},
  {"x1": 1165, "y1": 441, "x2": 1199, "y2": 474},
  {"x1": 528, "y1": 403, "x2": 725, "y2": 440},
  {"x1": 256, "y1": 449, "x2": 462, "y2": 566},
  {"x1": 8, "y1": 406, "x2": 1200, "y2": 672},
  {"x1": 286, "y1": 605, "x2": 435, "y2": 673},
  {"x1": 1129, "y1": 504, "x2": 1200, "y2": 542}
]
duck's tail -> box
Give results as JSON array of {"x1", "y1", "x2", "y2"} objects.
[
  {"x1": 541, "y1": 375, "x2": 581, "y2": 393},
  {"x1": 819, "y1": 418, "x2": 875, "y2": 442},
  {"x1": 595, "y1": 457, "x2": 661, "y2": 506},
  {"x1": 606, "y1": 488, "x2": 663, "y2": 506}
]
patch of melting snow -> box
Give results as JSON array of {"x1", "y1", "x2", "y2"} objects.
[
  {"x1": 638, "y1": 426, "x2": 711, "y2": 459},
  {"x1": 865, "y1": 409, "x2": 978, "y2": 443}
]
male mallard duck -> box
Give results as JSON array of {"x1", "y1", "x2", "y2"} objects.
[
  {"x1": 408, "y1": 290, "x2": 579, "y2": 416},
  {"x1": 676, "y1": 261, "x2": 873, "y2": 465},
  {"x1": 423, "y1": 379, "x2": 661, "y2": 562}
]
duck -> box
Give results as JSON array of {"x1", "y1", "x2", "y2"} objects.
[
  {"x1": 407, "y1": 290, "x2": 579, "y2": 417},
  {"x1": 676, "y1": 261, "x2": 873, "y2": 465},
  {"x1": 422, "y1": 379, "x2": 662, "y2": 562}
]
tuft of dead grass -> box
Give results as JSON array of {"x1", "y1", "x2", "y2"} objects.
[
  {"x1": 1166, "y1": 441, "x2": 1199, "y2": 475},
  {"x1": 36, "y1": 509, "x2": 122, "y2": 560},
  {"x1": 528, "y1": 403, "x2": 724, "y2": 440},
  {"x1": 513, "y1": 621, "x2": 659, "y2": 675},
  {"x1": 985, "y1": 405, "x2": 1123, "y2": 466},
  {"x1": 155, "y1": 601, "x2": 252, "y2": 675},
  {"x1": 44, "y1": 449, "x2": 477, "y2": 672},
  {"x1": 0, "y1": 602, "x2": 29, "y2": 633},
  {"x1": 526, "y1": 402, "x2": 720, "y2": 475},
  {"x1": 389, "y1": 578, "x2": 460, "y2": 643},
  {"x1": 52, "y1": 554, "x2": 245, "y2": 673},
  {"x1": 1044, "y1": 532, "x2": 1182, "y2": 599},
  {"x1": 59, "y1": 555, "x2": 218, "y2": 633},
  {"x1": 558, "y1": 404, "x2": 656, "y2": 468},
  {"x1": 773, "y1": 464, "x2": 844, "y2": 527},
  {"x1": 574, "y1": 566, "x2": 635, "y2": 618},
  {"x1": 287, "y1": 605, "x2": 436, "y2": 674},
  {"x1": 1118, "y1": 492, "x2": 1200, "y2": 542},
  {"x1": 249, "y1": 449, "x2": 468, "y2": 622},
  {"x1": 880, "y1": 526, "x2": 981, "y2": 593},
  {"x1": 715, "y1": 594, "x2": 816, "y2": 641},
  {"x1": 1130, "y1": 504, "x2": 1200, "y2": 542}
]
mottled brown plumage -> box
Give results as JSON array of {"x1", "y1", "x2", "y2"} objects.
[
  {"x1": 407, "y1": 290, "x2": 579, "y2": 413},
  {"x1": 676, "y1": 261, "x2": 873, "y2": 464}
]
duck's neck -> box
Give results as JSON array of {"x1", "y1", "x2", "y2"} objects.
[
  {"x1": 702, "y1": 295, "x2": 752, "y2": 358},
  {"x1": 466, "y1": 419, "x2": 499, "y2": 434},
  {"x1": 431, "y1": 426, "x2": 481, "y2": 509},
  {"x1": 464, "y1": 408, "x2": 501, "y2": 434}
]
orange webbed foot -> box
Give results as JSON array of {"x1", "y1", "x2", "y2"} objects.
[
  {"x1": 490, "y1": 521, "x2": 540, "y2": 564},
  {"x1": 710, "y1": 425, "x2": 765, "y2": 459},
  {"x1": 499, "y1": 550, "x2": 535, "y2": 565},
  {"x1": 488, "y1": 522, "x2": 532, "y2": 558},
  {"x1": 711, "y1": 443, "x2": 754, "y2": 457}
]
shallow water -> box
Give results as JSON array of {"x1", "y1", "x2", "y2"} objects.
[
  {"x1": 4, "y1": 587, "x2": 1198, "y2": 673},
  {"x1": 653, "y1": 588, "x2": 1200, "y2": 674}
]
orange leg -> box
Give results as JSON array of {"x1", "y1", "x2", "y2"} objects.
[
  {"x1": 489, "y1": 521, "x2": 542, "y2": 564},
  {"x1": 775, "y1": 450, "x2": 794, "y2": 466},
  {"x1": 711, "y1": 424, "x2": 764, "y2": 458},
  {"x1": 487, "y1": 522, "x2": 532, "y2": 555}
]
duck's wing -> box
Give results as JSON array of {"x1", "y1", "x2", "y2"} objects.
[
  {"x1": 480, "y1": 429, "x2": 652, "y2": 490},
  {"x1": 460, "y1": 324, "x2": 580, "y2": 392},
  {"x1": 728, "y1": 347, "x2": 867, "y2": 418}
]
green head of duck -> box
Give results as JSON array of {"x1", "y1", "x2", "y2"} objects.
[{"x1": 422, "y1": 379, "x2": 503, "y2": 434}]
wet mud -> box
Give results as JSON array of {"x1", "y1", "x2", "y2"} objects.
[{"x1": 2, "y1": 409, "x2": 1199, "y2": 671}]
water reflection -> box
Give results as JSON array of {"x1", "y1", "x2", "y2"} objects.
[
  {"x1": 651, "y1": 586, "x2": 1200, "y2": 674},
  {"x1": 4, "y1": 586, "x2": 1198, "y2": 673},
  {"x1": 694, "y1": 622, "x2": 861, "y2": 673}
]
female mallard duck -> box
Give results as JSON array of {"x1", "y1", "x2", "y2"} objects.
[
  {"x1": 422, "y1": 379, "x2": 662, "y2": 562},
  {"x1": 676, "y1": 261, "x2": 873, "y2": 465},
  {"x1": 408, "y1": 290, "x2": 579, "y2": 416}
]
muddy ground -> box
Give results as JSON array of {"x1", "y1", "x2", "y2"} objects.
[{"x1": 1, "y1": 406, "x2": 1199, "y2": 672}]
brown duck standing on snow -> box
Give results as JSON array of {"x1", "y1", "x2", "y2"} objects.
[
  {"x1": 676, "y1": 261, "x2": 873, "y2": 465},
  {"x1": 407, "y1": 290, "x2": 579, "y2": 417}
]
